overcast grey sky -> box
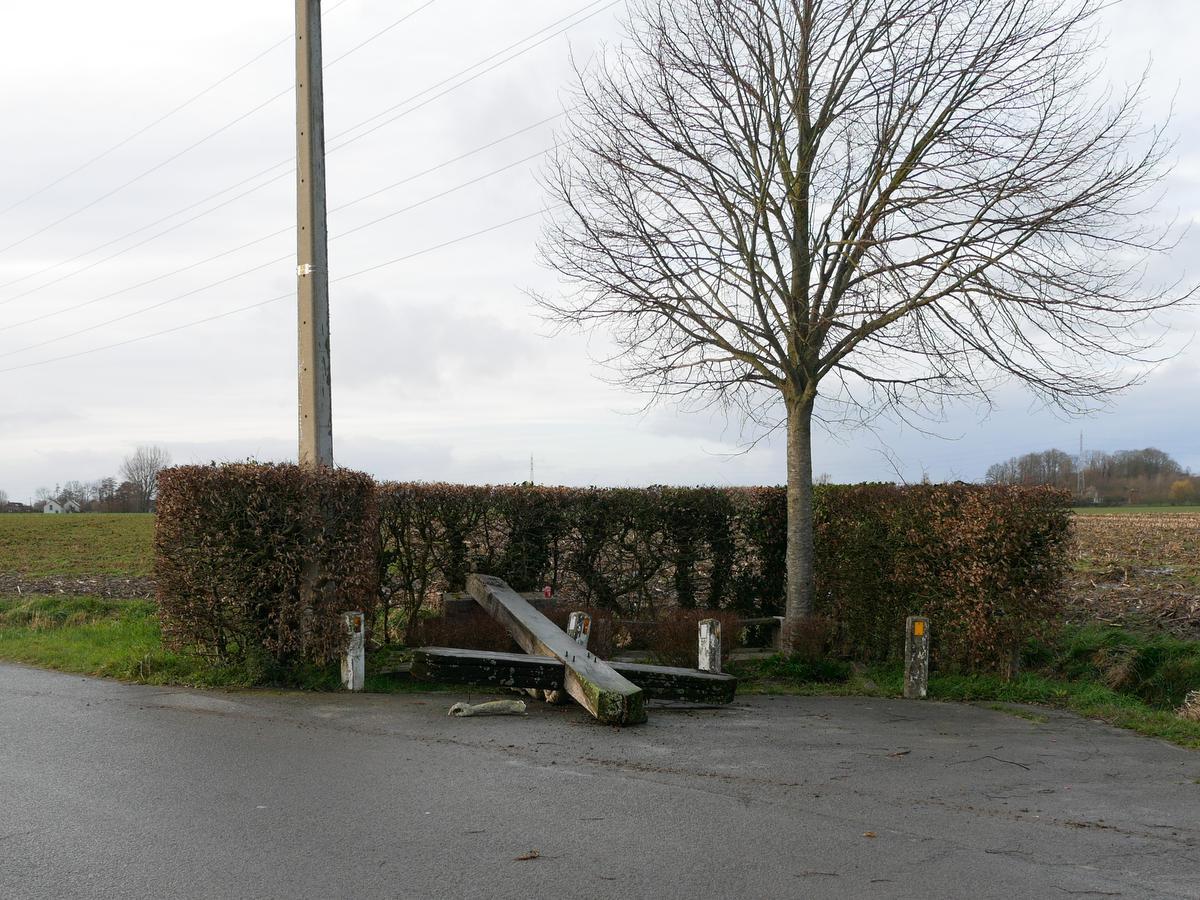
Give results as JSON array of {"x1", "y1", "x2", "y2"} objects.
[{"x1": 0, "y1": 0, "x2": 1196, "y2": 502}]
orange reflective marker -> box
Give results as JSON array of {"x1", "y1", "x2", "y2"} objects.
[{"x1": 913, "y1": 620, "x2": 925, "y2": 637}]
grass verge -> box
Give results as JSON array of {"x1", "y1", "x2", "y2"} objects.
[
  {"x1": 0, "y1": 595, "x2": 251, "y2": 687},
  {"x1": 0, "y1": 594, "x2": 458, "y2": 694},
  {"x1": 730, "y1": 632, "x2": 1200, "y2": 751},
  {"x1": 3, "y1": 595, "x2": 1197, "y2": 748}
]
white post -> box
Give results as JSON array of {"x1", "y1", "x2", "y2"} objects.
[
  {"x1": 342, "y1": 611, "x2": 365, "y2": 692},
  {"x1": 545, "y1": 611, "x2": 592, "y2": 704},
  {"x1": 698, "y1": 619, "x2": 721, "y2": 673},
  {"x1": 772, "y1": 615, "x2": 785, "y2": 652}
]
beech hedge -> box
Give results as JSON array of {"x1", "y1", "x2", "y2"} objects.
[
  {"x1": 376, "y1": 482, "x2": 1069, "y2": 669},
  {"x1": 155, "y1": 467, "x2": 1069, "y2": 673},
  {"x1": 813, "y1": 484, "x2": 1071, "y2": 669},
  {"x1": 155, "y1": 463, "x2": 378, "y2": 669}
]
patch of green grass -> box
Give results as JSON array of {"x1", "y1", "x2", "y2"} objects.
[
  {"x1": 0, "y1": 513, "x2": 155, "y2": 576},
  {"x1": 732, "y1": 657, "x2": 895, "y2": 697},
  {"x1": 755, "y1": 654, "x2": 853, "y2": 684},
  {"x1": 732, "y1": 650, "x2": 1200, "y2": 750},
  {"x1": 933, "y1": 670, "x2": 1200, "y2": 749},
  {"x1": 0, "y1": 595, "x2": 249, "y2": 686},
  {"x1": 0, "y1": 594, "x2": 472, "y2": 695},
  {"x1": 1050, "y1": 625, "x2": 1200, "y2": 708},
  {"x1": 4, "y1": 594, "x2": 1198, "y2": 746}
]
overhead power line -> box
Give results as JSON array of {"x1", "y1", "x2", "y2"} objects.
[
  {"x1": 0, "y1": 0, "x2": 356, "y2": 221},
  {"x1": 325, "y1": 0, "x2": 440, "y2": 67},
  {"x1": 334, "y1": 146, "x2": 555, "y2": 242},
  {"x1": 4, "y1": 112, "x2": 566, "y2": 327},
  {"x1": 0, "y1": 0, "x2": 608, "y2": 301},
  {"x1": 335, "y1": 204, "x2": 561, "y2": 281},
  {"x1": 326, "y1": 0, "x2": 619, "y2": 151},
  {"x1": 4, "y1": 254, "x2": 293, "y2": 358},
  {"x1": 3, "y1": 147, "x2": 557, "y2": 355},
  {"x1": 0, "y1": 206, "x2": 560, "y2": 375},
  {"x1": 0, "y1": 90, "x2": 292, "y2": 258},
  {"x1": 0, "y1": 160, "x2": 290, "y2": 297},
  {"x1": 0, "y1": 169, "x2": 293, "y2": 311},
  {"x1": 0, "y1": 37, "x2": 288, "y2": 221},
  {"x1": 0, "y1": 0, "x2": 440, "y2": 259}
]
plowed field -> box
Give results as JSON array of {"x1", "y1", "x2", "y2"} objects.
[{"x1": 1069, "y1": 512, "x2": 1200, "y2": 636}]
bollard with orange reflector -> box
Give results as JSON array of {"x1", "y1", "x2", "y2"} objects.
[{"x1": 904, "y1": 616, "x2": 929, "y2": 699}]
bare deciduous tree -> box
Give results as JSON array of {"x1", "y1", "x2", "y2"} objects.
[
  {"x1": 536, "y1": 0, "x2": 1191, "y2": 647},
  {"x1": 58, "y1": 480, "x2": 90, "y2": 508},
  {"x1": 121, "y1": 446, "x2": 171, "y2": 513}
]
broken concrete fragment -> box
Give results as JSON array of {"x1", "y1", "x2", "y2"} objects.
[{"x1": 447, "y1": 699, "x2": 527, "y2": 717}]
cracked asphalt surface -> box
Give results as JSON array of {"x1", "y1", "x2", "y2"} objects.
[{"x1": 1, "y1": 662, "x2": 1198, "y2": 899}]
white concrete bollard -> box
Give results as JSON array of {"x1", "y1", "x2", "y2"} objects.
[
  {"x1": 698, "y1": 619, "x2": 721, "y2": 673},
  {"x1": 772, "y1": 615, "x2": 786, "y2": 651},
  {"x1": 342, "y1": 611, "x2": 365, "y2": 692},
  {"x1": 545, "y1": 612, "x2": 592, "y2": 704}
]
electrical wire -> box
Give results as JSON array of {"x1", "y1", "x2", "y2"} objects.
[
  {"x1": 0, "y1": 0, "x2": 606, "y2": 300},
  {"x1": 328, "y1": 0, "x2": 618, "y2": 152},
  {"x1": 0, "y1": 206, "x2": 560, "y2": 374},
  {"x1": 335, "y1": 204, "x2": 560, "y2": 281},
  {"x1": 5, "y1": 112, "x2": 565, "y2": 328},
  {"x1": 329, "y1": 110, "x2": 564, "y2": 213},
  {"x1": 0, "y1": 89, "x2": 292, "y2": 258},
  {"x1": 334, "y1": 145, "x2": 555, "y2": 243},
  {"x1": 0, "y1": 0, "x2": 439, "y2": 258},
  {"x1": 0, "y1": 0, "x2": 354, "y2": 221},
  {"x1": 4, "y1": 254, "x2": 293, "y2": 358},
  {"x1": 3, "y1": 146, "x2": 557, "y2": 355},
  {"x1": 325, "y1": 0, "x2": 440, "y2": 67},
  {"x1": 0, "y1": 160, "x2": 292, "y2": 297},
  {"x1": 0, "y1": 171, "x2": 294, "y2": 311},
  {"x1": 0, "y1": 3, "x2": 612, "y2": 371}
]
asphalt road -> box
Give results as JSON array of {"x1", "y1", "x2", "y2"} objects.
[{"x1": 1, "y1": 663, "x2": 1198, "y2": 899}]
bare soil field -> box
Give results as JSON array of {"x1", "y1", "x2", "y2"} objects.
[{"x1": 1069, "y1": 512, "x2": 1200, "y2": 636}]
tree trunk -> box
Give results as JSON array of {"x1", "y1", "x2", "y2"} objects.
[{"x1": 782, "y1": 392, "x2": 816, "y2": 652}]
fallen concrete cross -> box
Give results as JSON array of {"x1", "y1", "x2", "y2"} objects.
[
  {"x1": 606, "y1": 661, "x2": 737, "y2": 704},
  {"x1": 413, "y1": 646, "x2": 738, "y2": 705},
  {"x1": 412, "y1": 647, "x2": 565, "y2": 692},
  {"x1": 466, "y1": 574, "x2": 647, "y2": 726}
]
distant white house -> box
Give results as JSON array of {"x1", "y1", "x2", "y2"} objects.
[{"x1": 43, "y1": 499, "x2": 80, "y2": 514}]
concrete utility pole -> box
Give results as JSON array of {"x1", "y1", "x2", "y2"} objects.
[{"x1": 296, "y1": 0, "x2": 333, "y2": 469}]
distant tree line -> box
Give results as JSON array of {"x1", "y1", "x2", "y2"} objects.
[
  {"x1": 985, "y1": 447, "x2": 1197, "y2": 505},
  {"x1": 3, "y1": 446, "x2": 171, "y2": 514}
]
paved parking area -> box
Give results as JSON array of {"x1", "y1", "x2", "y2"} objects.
[{"x1": 2, "y1": 663, "x2": 1198, "y2": 898}]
